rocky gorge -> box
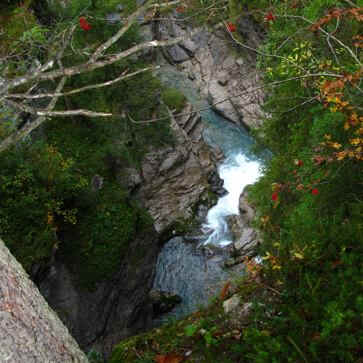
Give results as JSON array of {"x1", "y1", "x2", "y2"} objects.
[{"x1": 34, "y1": 4, "x2": 267, "y2": 359}]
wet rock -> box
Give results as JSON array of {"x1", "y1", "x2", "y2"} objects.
[
  {"x1": 149, "y1": 289, "x2": 182, "y2": 316},
  {"x1": 227, "y1": 215, "x2": 258, "y2": 257},
  {"x1": 208, "y1": 171, "x2": 227, "y2": 196},
  {"x1": 188, "y1": 71, "x2": 196, "y2": 81}
]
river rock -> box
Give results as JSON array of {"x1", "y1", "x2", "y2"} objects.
[{"x1": 208, "y1": 170, "x2": 227, "y2": 196}]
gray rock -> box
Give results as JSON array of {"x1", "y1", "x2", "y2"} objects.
[
  {"x1": 234, "y1": 227, "x2": 257, "y2": 251},
  {"x1": 188, "y1": 71, "x2": 196, "y2": 81},
  {"x1": 240, "y1": 302, "x2": 253, "y2": 318},
  {"x1": 159, "y1": 151, "x2": 183, "y2": 173},
  {"x1": 166, "y1": 45, "x2": 190, "y2": 63},
  {"x1": 236, "y1": 57, "x2": 244, "y2": 67},
  {"x1": 180, "y1": 39, "x2": 197, "y2": 56},
  {"x1": 119, "y1": 167, "x2": 142, "y2": 191},
  {"x1": 217, "y1": 71, "x2": 229, "y2": 86},
  {"x1": 239, "y1": 187, "x2": 256, "y2": 224},
  {"x1": 223, "y1": 294, "x2": 241, "y2": 313}
]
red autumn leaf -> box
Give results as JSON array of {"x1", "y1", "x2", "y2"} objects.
[
  {"x1": 79, "y1": 17, "x2": 92, "y2": 31},
  {"x1": 264, "y1": 12, "x2": 276, "y2": 22},
  {"x1": 227, "y1": 22, "x2": 237, "y2": 32},
  {"x1": 311, "y1": 188, "x2": 319, "y2": 195},
  {"x1": 312, "y1": 155, "x2": 325, "y2": 165},
  {"x1": 271, "y1": 192, "x2": 279, "y2": 201},
  {"x1": 155, "y1": 353, "x2": 184, "y2": 363}
]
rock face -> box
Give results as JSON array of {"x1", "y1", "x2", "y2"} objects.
[
  {"x1": 136, "y1": 102, "x2": 219, "y2": 233},
  {"x1": 224, "y1": 187, "x2": 260, "y2": 267},
  {"x1": 0, "y1": 238, "x2": 88, "y2": 363},
  {"x1": 39, "y1": 224, "x2": 159, "y2": 358},
  {"x1": 154, "y1": 13, "x2": 265, "y2": 129}
]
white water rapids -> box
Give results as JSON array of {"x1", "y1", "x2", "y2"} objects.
[{"x1": 203, "y1": 153, "x2": 261, "y2": 246}]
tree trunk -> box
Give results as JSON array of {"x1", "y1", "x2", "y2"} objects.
[{"x1": 0, "y1": 238, "x2": 88, "y2": 363}]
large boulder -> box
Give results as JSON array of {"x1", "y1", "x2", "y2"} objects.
[{"x1": 0, "y1": 238, "x2": 88, "y2": 363}]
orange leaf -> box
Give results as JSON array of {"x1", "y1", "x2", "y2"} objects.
[
  {"x1": 219, "y1": 281, "x2": 231, "y2": 301},
  {"x1": 155, "y1": 354, "x2": 184, "y2": 363}
]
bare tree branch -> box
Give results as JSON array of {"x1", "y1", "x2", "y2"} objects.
[
  {"x1": 0, "y1": 37, "x2": 186, "y2": 96},
  {"x1": 89, "y1": 0, "x2": 153, "y2": 62},
  {"x1": 6, "y1": 66, "x2": 158, "y2": 100},
  {"x1": 0, "y1": 76, "x2": 67, "y2": 153}
]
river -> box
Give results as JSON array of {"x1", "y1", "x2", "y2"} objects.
[{"x1": 153, "y1": 67, "x2": 264, "y2": 321}]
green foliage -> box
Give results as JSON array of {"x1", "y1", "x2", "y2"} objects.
[
  {"x1": 0, "y1": 0, "x2": 170, "y2": 287},
  {"x1": 109, "y1": 0, "x2": 362, "y2": 362},
  {"x1": 61, "y1": 186, "x2": 139, "y2": 288},
  {"x1": 161, "y1": 88, "x2": 186, "y2": 113},
  {"x1": 0, "y1": 141, "x2": 87, "y2": 271},
  {"x1": 243, "y1": 0, "x2": 363, "y2": 361},
  {"x1": 0, "y1": 3, "x2": 40, "y2": 57}
]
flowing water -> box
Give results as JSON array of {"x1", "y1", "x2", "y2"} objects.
[{"x1": 153, "y1": 68, "x2": 264, "y2": 321}]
